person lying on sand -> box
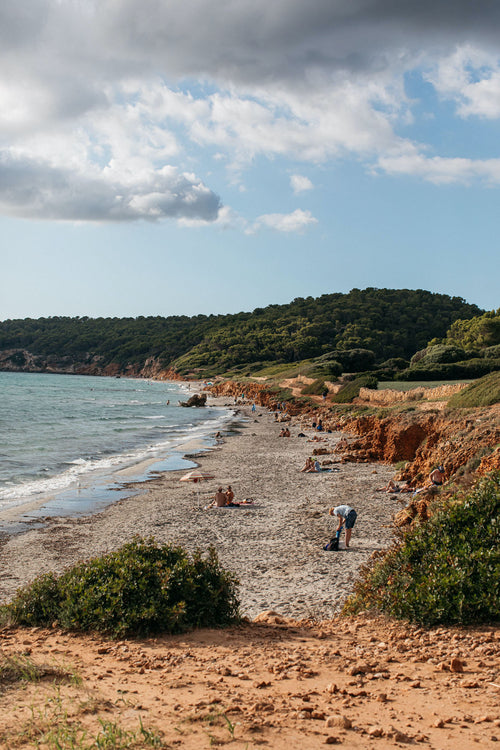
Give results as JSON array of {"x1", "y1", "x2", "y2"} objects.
[
  {"x1": 376, "y1": 480, "x2": 415, "y2": 493},
  {"x1": 308, "y1": 434, "x2": 325, "y2": 442}
]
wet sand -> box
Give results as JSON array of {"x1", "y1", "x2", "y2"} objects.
[{"x1": 0, "y1": 399, "x2": 397, "y2": 619}]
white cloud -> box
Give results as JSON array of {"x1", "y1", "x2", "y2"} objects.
[
  {"x1": 252, "y1": 208, "x2": 318, "y2": 233},
  {"x1": 426, "y1": 47, "x2": 500, "y2": 119},
  {"x1": 377, "y1": 151, "x2": 500, "y2": 185},
  {"x1": 290, "y1": 174, "x2": 313, "y2": 194}
]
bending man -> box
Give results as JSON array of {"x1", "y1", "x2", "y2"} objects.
[{"x1": 329, "y1": 504, "x2": 357, "y2": 548}]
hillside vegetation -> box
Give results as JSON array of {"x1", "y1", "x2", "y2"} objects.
[
  {"x1": 397, "y1": 309, "x2": 500, "y2": 381},
  {"x1": 0, "y1": 288, "x2": 483, "y2": 378},
  {"x1": 448, "y1": 371, "x2": 500, "y2": 408}
]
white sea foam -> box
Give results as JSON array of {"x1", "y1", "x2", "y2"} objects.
[{"x1": 0, "y1": 396, "x2": 234, "y2": 512}]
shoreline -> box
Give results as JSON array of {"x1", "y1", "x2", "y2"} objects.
[
  {"x1": 0, "y1": 380, "x2": 235, "y2": 534},
  {"x1": 0, "y1": 397, "x2": 396, "y2": 619}
]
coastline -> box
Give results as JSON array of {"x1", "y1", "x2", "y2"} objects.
[
  {"x1": 0, "y1": 396, "x2": 396, "y2": 619},
  {"x1": 0, "y1": 376, "x2": 234, "y2": 534}
]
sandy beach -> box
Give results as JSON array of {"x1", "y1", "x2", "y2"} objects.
[
  {"x1": 0, "y1": 397, "x2": 396, "y2": 619},
  {"x1": 1, "y1": 398, "x2": 499, "y2": 750}
]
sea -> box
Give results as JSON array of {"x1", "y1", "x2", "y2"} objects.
[{"x1": 0, "y1": 371, "x2": 233, "y2": 532}]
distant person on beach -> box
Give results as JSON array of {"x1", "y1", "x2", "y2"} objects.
[
  {"x1": 414, "y1": 465, "x2": 447, "y2": 495},
  {"x1": 212, "y1": 487, "x2": 228, "y2": 507},
  {"x1": 329, "y1": 504, "x2": 357, "y2": 548},
  {"x1": 376, "y1": 480, "x2": 414, "y2": 493},
  {"x1": 376, "y1": 479, "x2": 401, "y2": 493},
  {"x1": 225, "y1": 485, "x2": 235, "y2": 504},
  {"x1": 301, "y1": 457, "x2": 315, "y2": 472},
  {"x1": 429, "y1": 466, "x2": 446, "y2": 486},
  {"x1": 316, "y1": 419, "x2": 323, "y2": 431}
]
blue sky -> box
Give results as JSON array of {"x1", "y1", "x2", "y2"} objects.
[{"x1": 1, "y1": 1, "x2": 499, "y2": 320}]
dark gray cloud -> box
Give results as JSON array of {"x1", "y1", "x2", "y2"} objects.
[
  {"x1": 93, "y1": 0, "x2": 500, "y2": 84},
  {"x1": 0, "y1": 153, "x2": 221, "y2": 222},
  {"x1": 6, "y1": 1, "x2": 500, "y2": 90}
]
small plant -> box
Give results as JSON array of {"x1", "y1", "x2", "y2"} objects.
[{"x1": 4, "y1": 538, "x2": 240, "y2": 637}]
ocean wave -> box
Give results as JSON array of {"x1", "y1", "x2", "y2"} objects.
[{"x1": 0, "y1": 407, "x2": 234, "y2": 509}]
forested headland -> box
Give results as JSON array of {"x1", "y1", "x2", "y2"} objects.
[{"x1": 0, "y1": 288, "x2": 497, "y2": 381}]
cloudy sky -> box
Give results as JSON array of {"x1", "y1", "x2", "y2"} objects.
[{"x1": 1, "y1": 0, "x2": 499, "y2": 320}]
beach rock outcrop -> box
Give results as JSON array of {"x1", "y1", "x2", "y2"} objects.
[{"x1": 179, "y1": 393, "x2": 207, "y2": 407}]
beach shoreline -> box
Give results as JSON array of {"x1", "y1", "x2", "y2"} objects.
[{"x1": 0, "y1": 396, "x2": 396, "y2": 619}]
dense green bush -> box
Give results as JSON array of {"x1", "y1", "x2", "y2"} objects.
[
  {"x1": 302, "y1": 379, "x2": 327, "y2": 395},
  {"x1": 397, "y1": 358, "x2": 500, "y2": 381},
  {"x1": 3, "y1": 539, "x2": 240, "y2": 637},
  {"x1": 483, "y1": 344, "x2": 500, "y2": 359},
  {"x1": 344, "y1": 473, "x2": 500, "y2": 625},
  {"x1": 330, "y1": 374, "x2": 378, "y2": 403},
  {"x1": 335, "y1": 348, "x2": 376, "y2": 372},
  {"x1": 410, "y1": 344, "x2": 469, "y2": 366},
  {"x1": 448, "y1": 371, "x2": 500, "y2": 408}
]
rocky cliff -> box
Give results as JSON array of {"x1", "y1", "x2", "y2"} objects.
[
  {"x1": 0, "y1": 349, "x2": 182, "y2": 381},
  {"x1": 207, "y1": 379, "x2": 500, "y2": 491}
]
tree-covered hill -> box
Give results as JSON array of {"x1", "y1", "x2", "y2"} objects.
[{"x1": 0, "y1": 288, "x2": 483, "y2": 376}]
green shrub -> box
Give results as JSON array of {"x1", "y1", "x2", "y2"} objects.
[
  {"x1": 448, "y1": 371, "x2": 500, "y2": 408},
  {"x1": 302, "y1": 379, "x2": 327, "y2": 395},
  {"x1": 483, "y1": 344, "x2": 500, "y2": 359},
  {"x1": 4, "y1": 539, "x2": 240, "y2": 637},
  {"x1": 410, "y1": 344, "x2": 469, "y2": 366},
  {"x1": 344, "y1": 473, "x2": 500, "y2": 626},
  {"x1": 330, "y1": 374, "x2": 378, "y2": 403},
  {"x1": 397, "y1": 358, "x2": 500, "y2": 381},
  {"x1": 336, "y1": 348, "x2": 376, "y2": 372}
]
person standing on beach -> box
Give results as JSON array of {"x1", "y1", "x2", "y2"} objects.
[{"x1": 329, "y1": 504, "x2": 357, "y2": 548}]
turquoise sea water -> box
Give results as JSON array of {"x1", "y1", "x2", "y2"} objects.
[{"x1": 0, "y1": 372, "x2": 231, "y2": 523}]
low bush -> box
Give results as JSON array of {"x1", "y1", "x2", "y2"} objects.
[
  {"x1": 410, "y1": 344, "x2": 469, "y2": 366},
  {"x1": 3, "y1": 539, "x2": 240, "y2": 637},
  {"x1": 448, "y1": 371, "x2": 500, "y2": 408},
  {"x1": 344, "y1": 473, "x2": 500, "y2": 626},
  {"x1": 330, "y1": 374, "x2": 378, "y2": 403},
  {"x1": 483, "y1": 344, "x2": 500, "y2": 359},
  {"x1": 301, "y1": 379, "x2": 327, "y2": 396},
  {"x1": 396, "y1": 358, "x2": 500, "y2": 381}
]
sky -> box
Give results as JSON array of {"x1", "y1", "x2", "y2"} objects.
[{"x1": 1, "y1": 0, "x2": 500, "y2": 321}]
